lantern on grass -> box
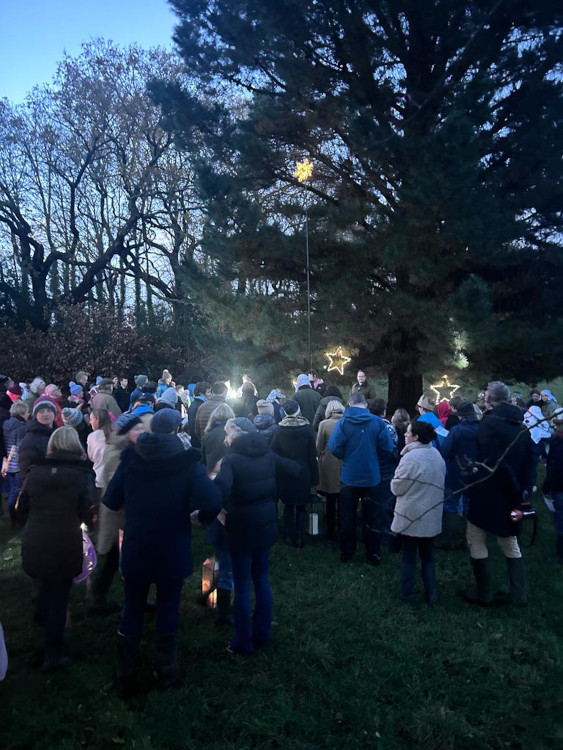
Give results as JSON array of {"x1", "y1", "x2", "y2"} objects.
[
  {"x1": 306, "y1": 494, "x2": 325, "y2": 536},
  {"x1": 201, "y1": 557, "x2": 219, "y2": 609}
]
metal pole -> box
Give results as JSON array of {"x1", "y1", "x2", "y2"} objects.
[{"x1": 305, "y1": 200, "x2": 312, "y2": 371}]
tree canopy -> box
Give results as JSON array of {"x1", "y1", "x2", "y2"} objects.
[{"x1": 154, "y1": 0, "x2": 562, "y2": 406}]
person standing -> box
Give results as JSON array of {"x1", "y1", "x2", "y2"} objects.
[
  {"x1": 186, "y1": 381, "x2": 212, "y2": 449},
  {"x1": 293, "y1": 374, "x2": 321, "y2": 425},
  {"x1": 350, "y1": 370, "x2": 377, "y2": 407},
  {"x1": 90, "y1": 379, "x2": 122, "y2": 418},
  {"x1": 195, "y1": 382, "x2": 228, "y2": 445},
  {"x1": 316, "y1": 400, "x2": 345, "y2": 541},
  {"x1": 463, "y1": 382, "x2": 534, "y2": 607},
  {"x1": 328, "y1": 392, "x2": 394, "y2": 565},
  {"x1": 416, "y1": 395, "x2": 448, "y2": 447},
  {"x1": 543, "y1": 408, "x2": 563, "y2": 562},
  {"x1": 213, "y1": 418, "x2": 300, "y2": 655},
  {"x1": 113, "y1": 377, "x2": 131, "y2": 414},
  {"x1": 2, "y1": 400, "x2": 30, "y2": 524},
  {"x1": 18, "y1": 400, "x2": 57, "y2": 481},
  {"x1": 391, "y1": 420, "x2": 446, "y2": 605},
  {"x1": 103, "y1": 409, "x2": 222, "y2": 691},
  {"x1": 18, "y1": 427, "x2": 94, "y2": 671},
  {"x1": 270, "y1": 400, "x2": 319, "y2": 548}
]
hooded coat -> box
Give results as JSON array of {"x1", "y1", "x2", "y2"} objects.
[
  {"x1": 18, "y1": 451, "x2": 94, "y2": 579},
  {"x1": 328, "y1": 407, "x2": 393, "y2": 487},
  {"x1": 214, "y1": 432, "x2": 300, "y2": 552},
  {"x1": 103, "y1": 433, "x2": 222, "y2": 581},
  {"x1": 270, "y1": 416, "x2": 319, "y2": 504},
  {"x1": 253, "y1": 413, "x2": 278, "y2": 444},
  {"x1": 466, "y1": 402, "x2": 535, "y2": 537}
]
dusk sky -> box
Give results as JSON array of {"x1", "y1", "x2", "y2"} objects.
[{"x1": 0, "y1": 0, "x2": 177, "y2": 103}]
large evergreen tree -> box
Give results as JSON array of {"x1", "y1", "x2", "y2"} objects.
[{"x1": 156, "y1": 0, "x2": 562, "y2": 408}]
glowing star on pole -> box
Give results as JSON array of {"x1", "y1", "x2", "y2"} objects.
[
  {"x1": 325, "y1": 347, "x2": 351, "y2": 375},
  {"x1": 293, "y1": 158, "x2": 314, "y2": 183},
  {"x1": 430, "y1": 374, "x2": 460, "y2": 403}
]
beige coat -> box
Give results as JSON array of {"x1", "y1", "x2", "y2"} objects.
[
  {"x1": 97, "y1": 439, "x2": 127, "y2": 555},
  {"x1": 390, "y1": 441, "x2": 445, "y2": 537},
  {"x1": 316, "y1": 415, "x2": 343, "y2": 494}
]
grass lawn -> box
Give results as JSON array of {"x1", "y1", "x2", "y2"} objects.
[{"x1": 1, "y1": 492, "x2": 562, "y2": 750}]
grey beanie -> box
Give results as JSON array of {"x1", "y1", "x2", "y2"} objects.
[
  {"x1": 61, "y1": 407, "x2": 84, "y2": 428},
  {"x1": 150, "y1": 408, "x2": 182, "y2": 434},
  {"x1": 135, "y1": 374, "x2": 148, "y2": 388},
  {"x1": 256, "y1": 399, "x2": 274, "y2": 415},
  {"x1": 158, "y1": 386, "x2": 179, "y2": 406},
  {"x1": 232, "y1": 417, "x2": 257, "y2": 433}
]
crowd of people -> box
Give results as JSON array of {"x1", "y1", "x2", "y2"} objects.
[{"x1": 0, "y1": 368, "x2": 561, "y2": 691}]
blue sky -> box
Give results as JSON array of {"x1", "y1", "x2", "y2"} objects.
[{"x1": 0, "y1": 0, "x2": 177, "y2": 103}]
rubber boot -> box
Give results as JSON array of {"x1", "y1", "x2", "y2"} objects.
[
  {"x1": 116, "y1": 632, "x2": 139, "y2": 697},
  {"x1": 156, "y1": 632, "x2": 182, "y2": 689},
  {"x1": 506, "y1": 557, "x2": 528, "y2": 606},
  {"x1": 399, "y1": 563, "x2": 417, "y2": 605},
  {"x1": 421, "y1": 561, "x2": 439, "y2": 606},
  {"x1": 215, "y1": 588, "x2": 233, "y2": 627},
  {"x1": 461, "y1": 558, "x2": 492, "y2": 605}
]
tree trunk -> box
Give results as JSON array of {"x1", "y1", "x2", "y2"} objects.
[{"x1": 387, "y1": 369, "x2": 423, "y2": 416}]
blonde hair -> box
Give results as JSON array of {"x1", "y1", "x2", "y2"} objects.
[
  {"x1": 10, "y1": 400, "x2": 29, "y2": 418},
  {"x1": 205, "y1": 403, "x2": 235, "y2": 434},
  {"x1": 325, "y1": 399, "x2": 344, "y2": 419},
  {"x1": 47, "y1": 426, "x2": 86, "y2": 458}
]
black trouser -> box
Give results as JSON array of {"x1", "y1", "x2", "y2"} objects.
[
  {"x1": 339, "y1": 485, "x2": 381, "y2": 559},
  {"x1": 34, "y1": 578, "x2": 73, "y2": 649}
]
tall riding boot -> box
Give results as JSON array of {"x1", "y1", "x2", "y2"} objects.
[
  {"x1": 461, "y1": 558, "x2": 492, "y2": 605},
  {"x1": 156, "y1": 632, "x2": 182, "y2": 689},
  {"x1": 421, "y1": 561, "x2": 439, "y2": 606},
  {"x1": 215, "y1": 588, "x2": 233, "y2": 627},
  {"x1": 116, "y1": 632, "x2": 139, "y2": 696},
  {"x1": 506, "y1": 557, "x2": 528, "y2": 606},
  {"x1": 399, "y1": 563, "x2": 417, "y2": 604}
]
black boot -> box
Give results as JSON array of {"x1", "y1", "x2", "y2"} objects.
[
  {"x1": 399, "y1": 563, "x2": 417, "y2": 605},
  {"x1": 156, "y1": 632, "x2": 182, "y2": 689},
  {"x1": 421, "y1": 561, "x2": 439, "y2": 606},
  {"x1": 116, "y1": 632, "x2": 139, "y2": 697},
  {"x1": 215, "y1": 588, "x2": 233, "y2": 627},
  {"x1": 461, "y1": 558, "x2": 492, "y2": 605},
  {"x1": 506, "y1": 557, "x2": 528, "y2": 606}
]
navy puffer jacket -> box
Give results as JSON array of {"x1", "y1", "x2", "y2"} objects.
[
  {"x1": 103, "y1": 433, "x2": 222, "y2": 581},
  {"x1": 214, "y1": 433, "x2": 300, "y2": 552}
]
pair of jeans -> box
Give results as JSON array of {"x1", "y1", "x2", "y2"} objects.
[
  {"x1": 400, "y1": 536, "x2": 438, "y2": 604},
  {"x1": 204, "y1": 518, "x2": 233, "y2": 591},
  {"x1": 339, "y1": 485, "x2": 381, "y2": 559},
  {"x1": 120, "y1": 577, "x2": 184, "y2": 638},
  {"x1": 34, "y1": 578, "x2": 73, "y2": 649},
  {"x1": 230, "y1": 548, "x2": 273, "y2": 655},
  {"x1": 371, "y1": 478, "x2": 395, "y2": 548}
]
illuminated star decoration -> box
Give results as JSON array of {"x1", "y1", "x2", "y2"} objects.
[
  {"x1": 293, "y1": 158, "x2": 314, "y2": 183},
  {"x1": 325, "y1": 347, "x2": 351, "y2": 376},
  {"x1": 430, "y1": 374, "x2": 460, "y2": 403}
]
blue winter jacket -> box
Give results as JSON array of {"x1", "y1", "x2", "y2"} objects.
[
  {"x1": 103, "y1": 433, "x2": 222, "y2": 581},
  {"x1": 328, "y1": 407, "x2": 393, "y2": 487},
  {"x1": 440, "y1": 418, "x2": 479, "y2": 493},
  {"x1": 418, "y1": 411, "x2": 448, "y2": 448}
]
